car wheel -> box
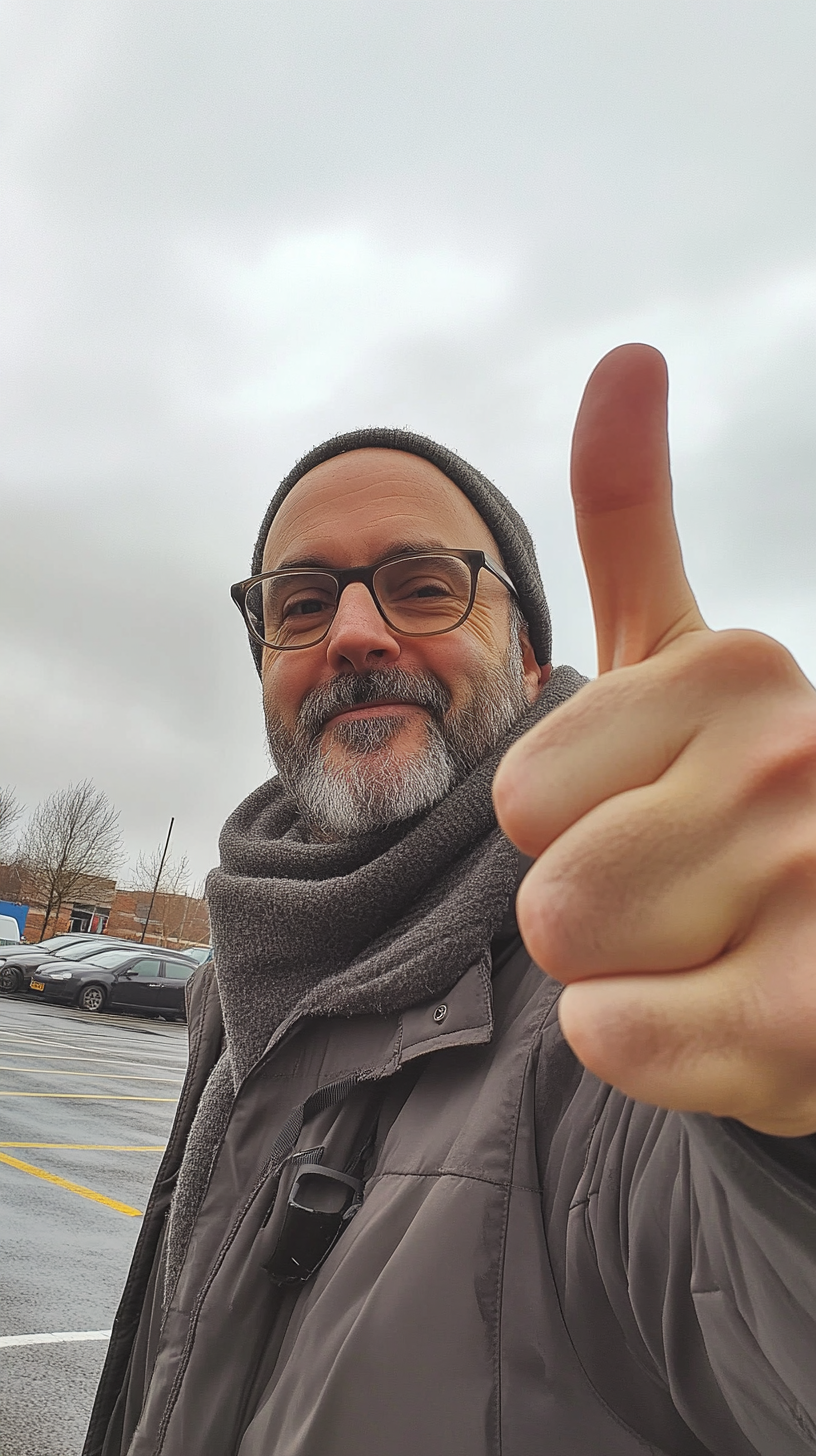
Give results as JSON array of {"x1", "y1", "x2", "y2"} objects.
[
  {"x1": 78, "y1": 983, "x2": 106, "y2": 1013},
  {"x1": 0, "y1": 965, "x2": 22, "y2": 993}
]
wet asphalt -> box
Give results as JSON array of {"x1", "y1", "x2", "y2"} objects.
[{"x1": 0, "y1": 994, "x2": 187, "y2": 1456}]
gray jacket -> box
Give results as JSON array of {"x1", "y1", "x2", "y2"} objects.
[{"x1": 85, "y1": 926, "x2": 816, "y2": 1456}]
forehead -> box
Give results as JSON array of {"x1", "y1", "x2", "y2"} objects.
[{"x1": 262, "y1": 448, "x2": 501, "y2": 570}]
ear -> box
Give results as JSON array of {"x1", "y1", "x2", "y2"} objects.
[{"x1": 520, "y1": 627, "x2": 551, "y2": 702}]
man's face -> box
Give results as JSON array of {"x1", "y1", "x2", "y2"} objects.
[{"x1": 261, "y1": 449, "x2": 545, "y2": 836}]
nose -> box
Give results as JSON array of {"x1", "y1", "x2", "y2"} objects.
[{"x1": 325, "y1": 582, "x2": 401, "y2": 674}]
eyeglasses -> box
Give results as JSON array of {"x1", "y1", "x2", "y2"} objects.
[{"x1": 231, "y1": 549, "x2": 519, "y2": 652}]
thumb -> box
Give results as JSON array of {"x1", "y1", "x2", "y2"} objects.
[{"x1": 571, "y1": 343, "x2": 705, "y2": 672}]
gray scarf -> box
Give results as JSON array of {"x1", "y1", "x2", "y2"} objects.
[{"x1": 163, "y1": 664, "x2": 585, "y2": 1302}]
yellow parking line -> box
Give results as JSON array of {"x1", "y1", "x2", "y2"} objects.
[
  {"x1": 0, "y1": 1143, "x2": 166, "y2": 1151},
  {"x1": 0, "y1": 1151, "x2": 142, "y2": 1217},
  {"x1": 0, "y1": 1093, "x2": 176, "y2": 1101}
]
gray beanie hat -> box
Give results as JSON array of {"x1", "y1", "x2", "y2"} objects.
[{"x1": 250, "y1": 427, "x2": 552, "y2": 672}]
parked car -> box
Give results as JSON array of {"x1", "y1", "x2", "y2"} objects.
[
  {"x1": 26, "y1": 945, "x2": 198, "y2": 1018},
  {"x1": 179, "y1": 945, "x2": 212, "y2": 966},
  {"x1": 0, "y1": 936, "x2": 135, "y2": 993},
  {"x1": 0, "y1": 913, "x2": 22, "y2": 946},
  {"x1": 0, "y1": 931, "x2": 121, "y2": 969}
]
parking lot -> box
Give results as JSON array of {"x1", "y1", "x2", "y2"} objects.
[{"x1": 0, "y1": 994, "x2": 187, "y2": 1456}]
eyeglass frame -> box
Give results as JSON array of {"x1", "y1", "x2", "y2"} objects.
[{"x1": 230, "y1": 548, "x2": 520, "y2": 652}]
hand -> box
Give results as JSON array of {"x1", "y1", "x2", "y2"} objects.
[{"x1": 493, "y1": 344, "x2": 816, "y2": 1137}]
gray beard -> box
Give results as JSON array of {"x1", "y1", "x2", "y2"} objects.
[{"x1": 265, "y1": 639, "x2": 530, "y2": 839}]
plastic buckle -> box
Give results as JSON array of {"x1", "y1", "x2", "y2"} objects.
[{"x1": 263, "y1": 1166, "x2": 364, "y2": 1285}]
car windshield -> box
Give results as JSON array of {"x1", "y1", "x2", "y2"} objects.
[
  {"x1": 55, "y1": 941, "x2": 118, "y2": 962},
  {"x1": 80, "y1": 949, "x2": 148, "y2": 970},
  {"x1": 182, "y1": 947, "x2": 211, "y2": 965},
  {"x1": 35, "y1": 935, "x2": 86, "y2": 951}
]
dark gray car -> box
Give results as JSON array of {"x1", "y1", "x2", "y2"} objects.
[
  {"x1": 0, "y1": 930, "x2": 114, "y2": 967},
  {"x1": 0, "y1": 935, "x2": 135, "y2": 992},
  {"x1": 26, "y1": 945, "x2": 198, "y2": 1018}
]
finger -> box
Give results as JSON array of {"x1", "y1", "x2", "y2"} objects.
[
  {"x1": 571, "y1": 343, "x2": 705, "y2": 672},
  {"x1": 498, "y1": 633, "x2": 816, "y2": 979},
  {"x1": 557, "y1": 962, "x2": 762, "y2": 1118},
  {"x1": 513, "y1": 767, "x2": 748, "y2": 981},
  {"x1": 511, "y1": 683, "x2": 816, "y2": 982},
  {"x1": 556, "y1": 899, "x2": 816, "y2": 1136},
  {"x1": 493, "y1": 641, "x2": 696, "y2": 858}
]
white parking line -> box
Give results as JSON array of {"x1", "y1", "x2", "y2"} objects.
[
  {"x1": 0, "y1": 1032, "x2": 187, "y2": 1070},
  {"x1": 0, "y1": 1067, "x2": 183, "y2": 1083},
  {"x1": 0, "y1": 1330, "x2": 111, "y2": 1348},
  {"x1": 0, "y1": 1093, "x2": 176, "y2": 1101},
  {"x1": 0, "y1": 1025, "x2": 181, "y2": 1042},
  {"x1": 0, "y1": 1050, "x2": 187, "y2": 1074}
]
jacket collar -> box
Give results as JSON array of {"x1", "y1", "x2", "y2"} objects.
[{"x1": 399, "y1": 954, "x2": 494, "y2": 1064}]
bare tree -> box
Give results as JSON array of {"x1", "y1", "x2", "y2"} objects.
[
  {"x1": 0, "y1": 787, "x2": 23, "y2": 856},
  {"x1": 158, "y1": 881, "x2": 208, "y2": 950},
  {"x1": 130, "y1": 846, "x2": 191, "y2": 897},
  {"x1": 19, "y1": 781, "x2": 123, "y2": 939},
  {"x1": 128, "y1": 846, "x2": 205, "y2": 947}
]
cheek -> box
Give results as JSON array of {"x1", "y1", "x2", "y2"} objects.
[
  {"x1": 414, "y1": 613, "x2": 504, "y2": 694},
  {"x1": 262, "y1": 653, "x2": 314, "y2": 729}
]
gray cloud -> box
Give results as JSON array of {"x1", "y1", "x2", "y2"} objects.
[{"x1": 1, "y1": 0, "x2": 815, "y2": 879}]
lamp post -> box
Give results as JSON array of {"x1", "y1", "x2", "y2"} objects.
[{"x1": 139, "y1": 816, "x2": 174, "y2": 945}]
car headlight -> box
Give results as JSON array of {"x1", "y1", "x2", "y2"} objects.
[{"x1": 47, "y1": 970, "x2": 74, "y2": 981}]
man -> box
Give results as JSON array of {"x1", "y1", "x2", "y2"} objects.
[{"x1": 86, "y1": 345, "x2": 816, "y2": 1455}]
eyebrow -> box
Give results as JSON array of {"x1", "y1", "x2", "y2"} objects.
[{"x1": 271, "y1": 540, "x2": 455, "y2": 572}]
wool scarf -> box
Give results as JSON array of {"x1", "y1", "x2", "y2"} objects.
[{"x1": 163, "y1": 664, "x2": 586, "y2": 1301}]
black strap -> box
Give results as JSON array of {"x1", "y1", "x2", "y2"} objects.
[
  {"x1": 258, "y1": 1074, "x2": 366, "y2": 1283},
  {"x1": 267, "y1": 1074, "x2": 359, "y2": 1171}
]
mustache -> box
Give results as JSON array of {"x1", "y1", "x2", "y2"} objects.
[{"x1": 297, "y1": 668, "x2": 451, "y2": 740}]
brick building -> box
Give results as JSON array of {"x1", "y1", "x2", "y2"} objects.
[
  {"x1": 105, "y1": 888, "x2": 210, "y2": 950},
  {"x1": 0, "y1": 863, "x2": 209, "y2": 951},
  {"x1": 0, "y1": 863, "x2": 114, "y2": 942}
]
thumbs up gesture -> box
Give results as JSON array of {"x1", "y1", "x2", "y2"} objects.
[{"x1": 493, "y1": 344, "x2": 816, "y2": 1138}]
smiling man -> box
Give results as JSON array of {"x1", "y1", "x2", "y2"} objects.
[
  {"x1": 258, "y1": 447, "x2": 545, "y2": 836},
  {"x1": 86, "y1": 347, "x2": 816, "y2": 1456}
]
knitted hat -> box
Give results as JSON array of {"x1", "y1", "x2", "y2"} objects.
[{"x1": 249, "y1": 427, "x2": 552, "y2": 672}]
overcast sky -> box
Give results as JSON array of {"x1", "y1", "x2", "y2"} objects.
[{"x1": 1, "y1": 0, "x2": 814, "y2": 884}]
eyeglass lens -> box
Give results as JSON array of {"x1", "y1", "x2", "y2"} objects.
[{"x1": 244, "y1": 554, "x2": 475, "y2": 649}]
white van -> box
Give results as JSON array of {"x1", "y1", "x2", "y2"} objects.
[{"x1": 0, "y1": 914, "x2": 22, "y2": 945}]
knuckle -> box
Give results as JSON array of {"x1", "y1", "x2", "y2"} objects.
[
  {"x1": 505, "y1": 684, "x2": 593, "y2": 756},
  {"x1": 516, "y1": 868, "x2": 575, "y2": 975},
  {"x1": 517, "y1": 855, "x2": 608, "y2": 979},
  {"x1": 738, "y1": 711, "x2": 816, "y2": 809},
  {"x1": 766, "y1": 842, "x2": 816, "y2": 905},
  {"x1": 493, "y1": 765, "x2": 549, "y2": 854},
  {"x1": 660, "y1": 627, "x2": 802, "y2": 708},
  {"x1": 698, "y1": 628, "x2": 802, "y2": 693},
  {"x1": 558, "y1": 982, "x2": 681, "y2": 1099}
]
